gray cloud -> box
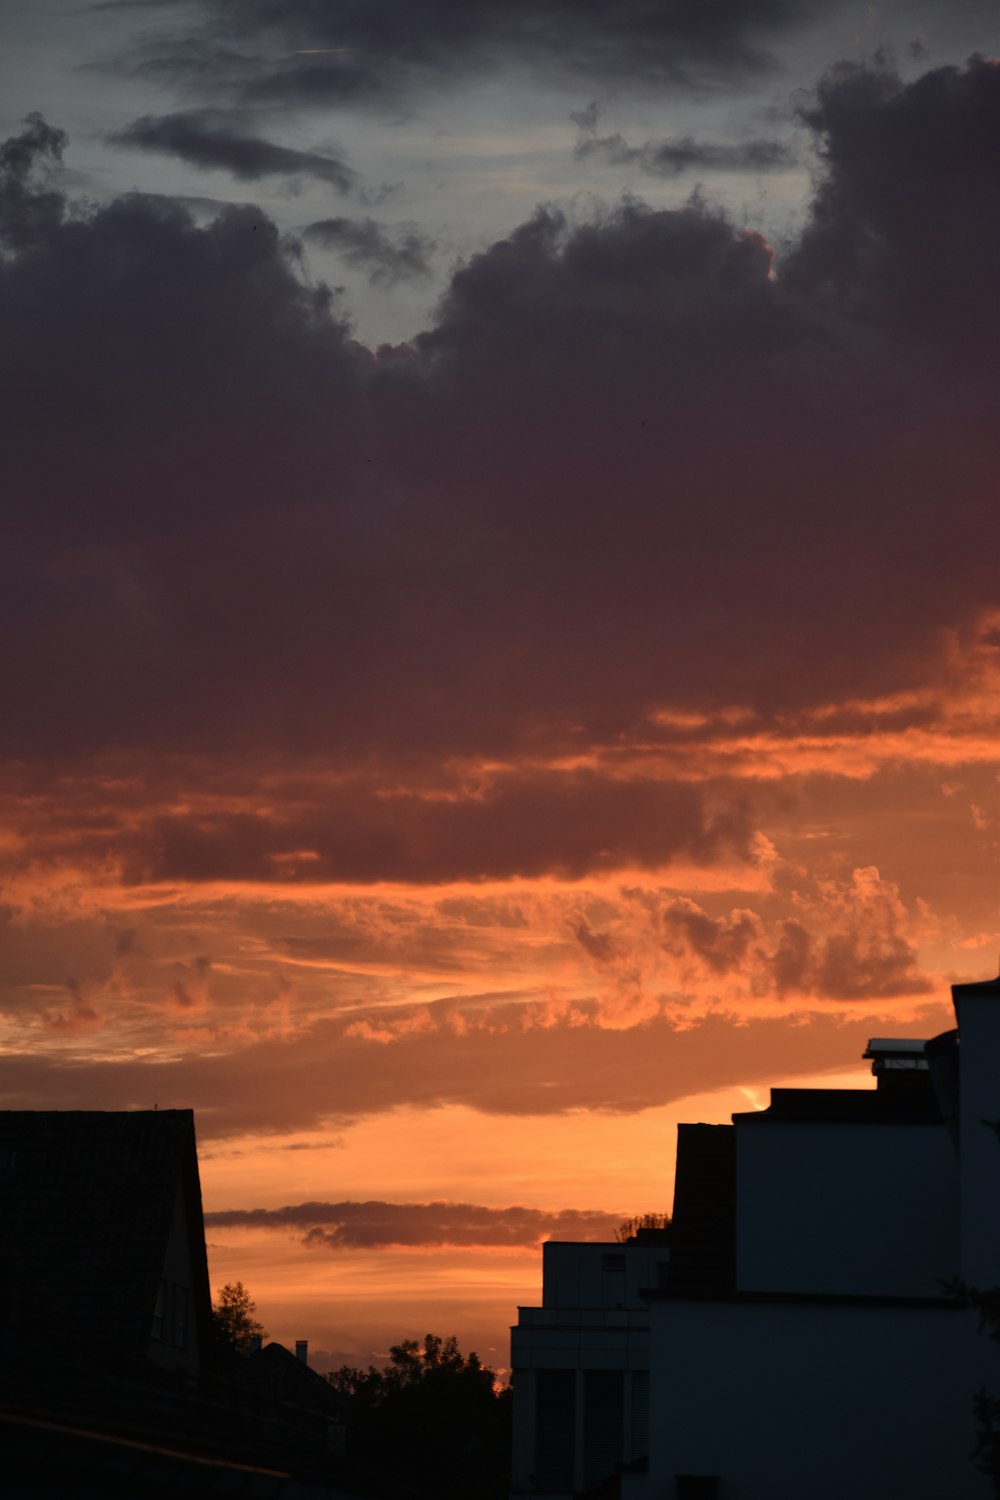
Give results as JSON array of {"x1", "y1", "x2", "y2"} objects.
[
  {"x1": 110, "y1": 109, "x2": 355, "y2": 192},
  {"x1": 0, "y1": 112, "x2": 67, "y2": 250},
  {"x1": 573, "y1": 104, "x2": 795, "y2": 176},
  {"x1": 108, "y1": 0, "x2": 829, "y2": 109},
  {"x1": 205, "y1": 1199, "x2": 624, "y2": 1247},
  {"x1": 784, "y1": 54, "x2": 1000, "y2": 357},
  {"x1": 303, "y1": 216, "x2": 436, "y2": 284}
]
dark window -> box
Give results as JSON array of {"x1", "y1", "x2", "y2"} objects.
[
  {"x1": 151, "y1": 1279, "x2": 167, "y2": 1341},
  {"x1": 535, "y1": 1369, "x2": 575, "y2": 1493},
  {"x1": 177, "y1": 1285, "x2": 189, "y2": 1349},
  {"x1": 631, "y1": 1369, "x2": 649, "y2": 1459},
  {"x1": 584, "y1": 1369, "x2": 624, "y2": 1491}
]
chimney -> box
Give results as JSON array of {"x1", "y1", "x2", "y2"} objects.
[
  {"x1": 295, "y1": 1339, "x2": 308, "y2": 1364},
  {"x1": 249, "y1": 1334, "x2": 263, "y2": 1353}
]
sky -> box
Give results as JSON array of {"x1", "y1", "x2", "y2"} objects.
[{"x1": 3, "y1": 0, "x2": 1000, "y2": 1373}]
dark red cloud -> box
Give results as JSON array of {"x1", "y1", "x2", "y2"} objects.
[
  {"x1": 119, "y1": 772, "x2": 749, "y2": 883},
  {"x1": 0, "y1": 756, "x2": 753, "y2": 884},
  {"x1": 205, "y1": 1199, "x2": 624, "y2": 1247},
  {"x1": 3, "y1": 61, "x2": 1000, "y2": 773}
]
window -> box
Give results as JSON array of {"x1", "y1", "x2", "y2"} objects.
[
  {"x1": 177, "y1": 1285, "x2": 189, "y2": 1349},
  {"x1": 151, "y1": 1279, "x2": 167, "y2": 1341}
]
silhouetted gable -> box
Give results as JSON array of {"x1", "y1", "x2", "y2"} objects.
[
  {"x1": 244, "y1": 1343, "x2": 347, "y2": 1417},
  {"x1": 0, "y1": 1110, "x2": 211, "y2": 1365}
]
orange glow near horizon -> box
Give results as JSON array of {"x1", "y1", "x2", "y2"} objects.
[{"x1": 0, "y1": 665, "x2": 994, "y2": 1363}]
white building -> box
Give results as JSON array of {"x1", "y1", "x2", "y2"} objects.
[
  {"x1": 510, "y1": 1233, "x2": 670, "y2": 1495},
  {"x1": 515, "y1": 973, "x2": 1000, "y2": 1500}
]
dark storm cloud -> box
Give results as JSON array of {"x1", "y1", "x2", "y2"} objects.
[
  {"x1": 303, "y1": 216, "x2": 435, "y2": 284},
  {"x1": 573, "y1": 104, "x2": 794, "y2": 176},
  {"x1": 0, "y1": 112, "x2": 67, "y2": 249},
  {"x1": 205, "y1": 1200, "x2": 624, "y2": 1247},
  {"x1": 4, "y1": 60, "x2": 1000, "y2": 767},
  {"x1": 784, "y1": 53, "x2": 1000, "y2": 354},
  {"x1": 110, "y1": 0, "x2": 824, "y2": 108},
  {"x1": 110, "y1": 109, "x2": 355, "y2": 191},
  {"x1": 0, "y1": 1007, "x2": 928, "y2": 1138}
]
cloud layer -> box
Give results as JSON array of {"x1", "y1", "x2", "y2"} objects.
[
  {"x1": 206, "y1": 1199, "x2": 625, "y2": 1247},
  {"x1": 110, "y1": 0, "x2": 826, "y2": 108},
  {"x1": 2, "y1": 57, "x2": 999, "y2": 1139}
]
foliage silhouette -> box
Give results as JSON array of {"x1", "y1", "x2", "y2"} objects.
[
  {"x1": 615, "y1": 1211, "x2": 671, "y2": 1242},
  {"x1": 211, "y1": 1280, "x2": 268, "y2": 1356},
  {"x1": 326, "y1": 1333, "x2": 511, "y2": 1499}
]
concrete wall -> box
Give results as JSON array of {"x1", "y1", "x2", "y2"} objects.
[
  {"x1": 735, "y1": 1120, "x2": 959, "y2": 1297},
  {"x1": 641, "y1": 1296, "x2": 993, "y2": 1500}
]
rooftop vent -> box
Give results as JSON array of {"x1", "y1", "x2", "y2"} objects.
[
  {"x1": 863, "y1": 1038, "x2": 931, "y2": 1096},
  {"x1": 863, "y1": 1038, "x2": 928, "y2": 1072}
]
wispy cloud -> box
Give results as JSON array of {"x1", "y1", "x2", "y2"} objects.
[
  {"x1": 303, "y1": 216, "x2": 435, "y2": 284},
  {"x1": 572, "y1": 101, "x2": 795, "y2": 176},
  {"x1": 109, "y1": 109, "x2": 355, "y2": 191}
]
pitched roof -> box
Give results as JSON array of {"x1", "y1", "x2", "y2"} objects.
[
  {"x1": 243, "y1": 1343, "x2": 347, "y2": 1415},
  {"x1": 0, "y1": 1110, "x2": 212, "y2": 1361}
]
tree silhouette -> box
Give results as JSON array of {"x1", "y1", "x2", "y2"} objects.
[
  {"x1": 211, "y1": 1280, "x2": 268, "y2": 1355},
  {"x1": 327, "y1": 1333, "x2": 511, "y2": 1499}
]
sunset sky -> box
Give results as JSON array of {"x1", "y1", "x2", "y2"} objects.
[{"x1": 4, "y1": 0, "x2": 1000, "y2": 1372}]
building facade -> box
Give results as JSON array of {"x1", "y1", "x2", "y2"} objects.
[
  {"x1": 510, "y1": 1233, "x2": 670, "y2": 1495},
  {"x1": 515, "y1": 974, "x2": 1000, "y2": 1499}
]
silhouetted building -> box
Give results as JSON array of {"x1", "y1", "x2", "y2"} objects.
[
  {"x1": 509, "y1": 1232, "x2": 669, "y2": 1495},
  {"x1": 514, "y1": 975, "x2": 1000, "y2": 1499},
  {"x1": 0, "y1": 1109, "x2": 360, "y2": 1497},
  {"x1": 628, "y1": 979, "x2": 1000, "y2": 1500},
  {"x1": 0, "y1": 1108, "x2": 213, "y2": 1376},
  {"x1": 240, "y1": 1340, "x2": 348, "y2": 1456}
]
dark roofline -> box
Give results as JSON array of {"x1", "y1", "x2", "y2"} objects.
[
  {"x1": 952, "y1": 973, "x2": 1000, "y2": 1000},
  {"x1": 733, "y1": 1086, "x2": 942, "y2": 1126},
  {"x1": 177, "y1": 1113, "x2": 215, "y2": 1366}
]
